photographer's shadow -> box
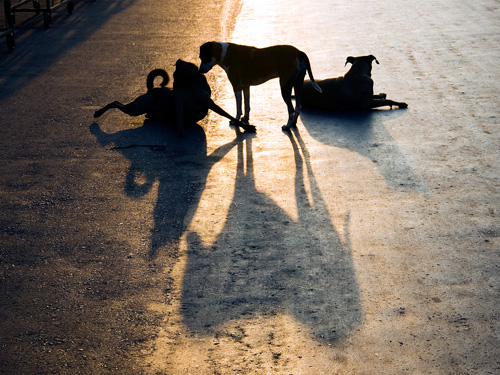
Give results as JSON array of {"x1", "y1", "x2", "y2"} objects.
[
  {"x1": 181, "y1": 130, "x2": 362, "y2": 342},
  {"x1": 90, "y1": 120, "x2": 240, "y2": 259},
  {"x1": 300, "y1": 109, "x2": 427, "y2": 192}
]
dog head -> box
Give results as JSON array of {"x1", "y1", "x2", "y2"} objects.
[
  {"x1": 199, "y1": 42, "x2": 223, "y2": 73},
  {"x1": 345, "y1": 55, "x2": 379, "y2": 76},
  {"x1": 174, "y1": 59, "x2": 208, "y2": 88},
  {"x1": 175, "y1": 59, "x2": 199, "y2": 73}
]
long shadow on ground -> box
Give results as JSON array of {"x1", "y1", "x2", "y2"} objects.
[
  {"x1": 301, "y1": 109, "x2": 427, "y2": 192},
  {"x1": 90, "y1": 120, "x2": 241, "y2": 259},
  {"x1": 181, "y1": 129, "x2": 362, "y2": 342}
]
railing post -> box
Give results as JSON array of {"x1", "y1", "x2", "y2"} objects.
[{"x1": 4, "y1": 0, "x2": 14, "y2": 28}]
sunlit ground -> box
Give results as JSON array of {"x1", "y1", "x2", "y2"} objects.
[
  {"x1": 145, "y1": 0, "x2": 392, "y2": 372},
  {"x1": 144, "y1": 0, "x2": 500, "y2": 372}
]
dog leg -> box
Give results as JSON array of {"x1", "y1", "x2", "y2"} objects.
[
  {"x1": 205, "y1": 97, "x2": 256, "y2": 132},
  {"x1": 369, "y1": 99, "x2": 408, "y2": 109},
  {"x1": 280, "y1": 78, "x2": 298, "y2": 130},
  {"x1": 242, "y1": 86, "x2": 250, "y2": 123},
  {"x1": 94, "y1": 95, "x2": 153, "y2": 118},
  {"x1": 290, "y1": 71, "x2": 306, "y2": 128},
  {"x1": 94, "y1": 101, "x2": 124, "y2": 118},
  {"x1": 232, "y1": 90, "x2": 243, "y2": 125}
]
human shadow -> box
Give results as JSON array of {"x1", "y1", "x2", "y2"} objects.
[
  {"x1": 300, "y1": 109, "x2": 428, "y2": 192},
  {"x1": 90, "y1": 120, "x2": 241, "y2": 259},
  {"x1": 181, "y1": 129, "x2": 362, "y2": 342}
]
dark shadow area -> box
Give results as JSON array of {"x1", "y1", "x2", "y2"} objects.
[
  {"x1": 0, "y1": 0, "x2": 135, "y2": 99},
  {"x1": 300, "y1": 109, "x2": 428, "y2": 192},
  {"x1": 90, "y1": 120, "x2": 241, "y2": 259},
  {"x1": 181, "y1": 129, "x2": 362, "y2": 342}
]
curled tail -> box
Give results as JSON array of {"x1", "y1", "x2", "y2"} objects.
[
  {"x1": 146, "y1": 68, "x2": 170, "y2": 91},
  {"x1": 299, "y1": 51, "x2": 322, "y2": 93}
]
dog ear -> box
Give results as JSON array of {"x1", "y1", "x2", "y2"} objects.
[
  {"x1": 345, "y1": 56, "x2": 355, "y2": 66},
  {"x1": 212, "y1": 42, "x2": 223, "y2": 60},
  {"x1": 370, "y1": 55, "x2": 379, "y2": 64}
]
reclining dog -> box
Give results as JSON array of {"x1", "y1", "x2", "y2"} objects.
[
  {"x1": 300, "y1": 55, "x2": 408, "y2": 111},
  {"x1": 199, "y1": 42, "x2": 323, "y2": 130},
  {"x1": 94, "y1": 68, "x2": 174, "y2": 121},
  {"x1": 94, "y1": 60, "x2": 255, "y2": 136}
]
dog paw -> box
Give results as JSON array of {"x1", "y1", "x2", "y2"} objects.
[
  {"x1": 236, "y1": 121, "x2": 255, "y2": 132},
  {"x1": 93, "y1": 110, "x2": 103, "y2": 118},
  {"x1": 243, "y1": 123, "x2": 256, "y2": 133},
  {"x1": 399, "y1": 102, "x2": 408, "y2": 109}
]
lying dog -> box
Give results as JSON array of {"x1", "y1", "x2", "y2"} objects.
[
  {"x1": 300, "y1": 55, "x2": 408, "y2": 111},
  {"x1": 94, "y1": 60, "x2": 255, "y2": 136},
  {"x1": 199, "y1": 42, "x2": 323, "y2": 130},
  {"x1": 94, "y1": 68, "x2": 174, "y2": 121}
]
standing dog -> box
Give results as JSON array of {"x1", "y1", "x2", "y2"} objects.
[
  {"x1": 300, "y1": 55, "x2": 408, "y2": 111},
  {"x1": 199, "y1": 42, "x2": 323, "y2": 130},
  {"x1": 94, "y1": 60, "x2": 255, "y2": 136}
]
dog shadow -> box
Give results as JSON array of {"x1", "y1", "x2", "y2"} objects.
[
  {"x1": 90, "y1": 120, "x2": 240, "y2": 259},
  {"x1": 300, "y1": 109, "x2": 427, "y2": 192},
  {"x1": 181, "y1": 130, "x2": 362, "y2": 342}
]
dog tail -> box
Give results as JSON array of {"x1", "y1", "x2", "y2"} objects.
[
  {"x1": 146, "y1": 69, "x2": 170, "y2": 91},
  {"x1": 300, "y1": 51, "x2": 322, "y2": 93}
]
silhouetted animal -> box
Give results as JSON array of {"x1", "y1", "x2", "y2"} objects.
[
  {"x1": 94, "y1": 68, "x2": 174, "y2": 121},
  {"x1": 199, "y1": 42, "x2": 322, "y2": 130},
  {"x1": 94, "y1": 60, "x2": 255, "y2": 136},
  {"x1": 301, "y1": 55, "x2": 408, "y2": 111}
]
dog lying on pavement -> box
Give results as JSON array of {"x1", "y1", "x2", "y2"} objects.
[
  {"x1": 300, "y1": 55, "x2": 408, "y2": 111},
  {"x1": 199, "y1": 42, "x2": 323, "y2": 131},
  {"x1": 94, "y1": 68, "x2": 173, "y2": 121},
  {"x1": 94, "y1": 60, "x2": 255, "y2": 136}
]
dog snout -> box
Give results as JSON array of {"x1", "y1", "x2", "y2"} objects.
[
  {"x1": 199, "y1": 60, "x2": 216, "y2": 74},
  {"x1": 198, "y1": 64, "x2": 210, "y2": 74}
]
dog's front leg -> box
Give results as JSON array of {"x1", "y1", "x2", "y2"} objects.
[
  {"x1": 242, "y1": 86, "x2": 250, "y2": 124},
  {"x1": 232, "y1": 90, "x2": 243, "y2": 125},
  {"x1": 369, "y1": 98, "x2": 408, "y2": 110},
  {"x1": 205, "y1": 97, "x2": 256, "y2": 133}
]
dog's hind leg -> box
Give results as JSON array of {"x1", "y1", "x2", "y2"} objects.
[
  {"x1": 94, "y1": 101, "x2": 124, "y2": 118},
  {"x1": 280, "y1": 76, "x2": 296, "y2": 130},
  {"x1": 94, "y1": 94, "x2": 153, "y2": 118},
  {"x1": 281, "y1": 70, "x2": 305, "y2": 130},
  {"x1": 291, "y1": 70, "x2": 306, "y2": 126}
]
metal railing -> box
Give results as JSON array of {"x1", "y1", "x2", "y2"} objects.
[{"x1": 1, "y1": 0, "x2": 78, "y2": 51}]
